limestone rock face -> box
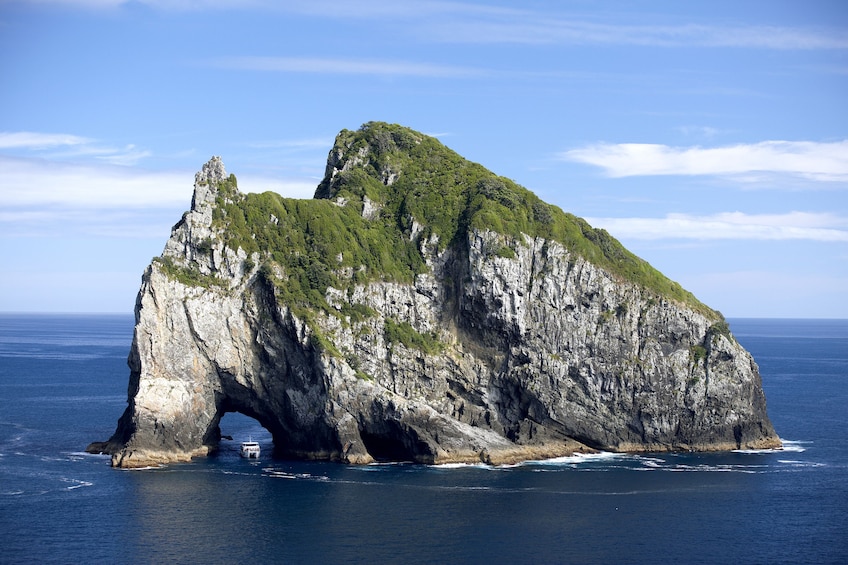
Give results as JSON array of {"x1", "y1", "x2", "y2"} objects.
[{"x1": 88, "y1": 124, "x2": 780, "y2": 468}]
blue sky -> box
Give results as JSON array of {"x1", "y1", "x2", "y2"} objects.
[{"x1": 1, "y1": 0, "x2": 846, "y2": 317}]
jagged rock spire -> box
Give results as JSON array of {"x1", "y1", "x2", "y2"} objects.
[{"x1": 191, "y1": 156, "x2": 227, "y2": 212}]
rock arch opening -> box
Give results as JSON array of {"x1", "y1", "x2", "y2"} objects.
[{"x1": 212, "y1": 411, "x2": 276, "y2": 458}]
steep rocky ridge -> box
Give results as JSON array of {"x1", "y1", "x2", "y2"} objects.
[{"x1": 88, "y1": 122, "x2": 780, "y2": 468}]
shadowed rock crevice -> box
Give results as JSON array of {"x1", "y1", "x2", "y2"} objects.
[{"x1": 87, "y1": 123, "x2": 780, "y2": 468}]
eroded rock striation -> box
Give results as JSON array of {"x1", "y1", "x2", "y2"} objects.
[{"x1": 88, "y1": 122, "x2": 780, "y2": 468}]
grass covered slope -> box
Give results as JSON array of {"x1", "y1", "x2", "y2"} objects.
[{"x1": 208, "y1": 122, "x2": 717, "y2": 319}]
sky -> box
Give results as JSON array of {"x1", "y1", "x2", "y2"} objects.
[{"x1": 1, "y1": 0, "x2": 846, "y2": 318}]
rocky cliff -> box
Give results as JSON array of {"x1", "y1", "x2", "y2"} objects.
[{"x1": 88, "y1": 122, "x2": 780, "y2": 468}]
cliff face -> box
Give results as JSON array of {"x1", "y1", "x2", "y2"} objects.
[{"x1": 89, "y1": 123, "x2": 780, "y2": 468}]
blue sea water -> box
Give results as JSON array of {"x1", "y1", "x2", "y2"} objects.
[{"x1": 0, "y1": 314, "x2": 846, "y2": 564}]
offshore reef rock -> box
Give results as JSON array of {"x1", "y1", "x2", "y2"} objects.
[{"x1": 87, "y1": 122, "x2": 780, "y2": 468}]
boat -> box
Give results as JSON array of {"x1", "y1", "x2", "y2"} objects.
[{"x1": 240, "y1": 439, "x2": 260, "y2": 459}]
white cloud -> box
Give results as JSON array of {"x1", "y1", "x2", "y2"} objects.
[
  {"x1": 1, "y1": 156, "x2": 192, "y2": 208},
  {"x1": 1, "y1": 156, "x2": 318, "y2": 208},
  {"x1": 48, "y1": 143, "x2": 152, "y2": 166},
  {"x1": 210, "y1": 56, "x2": 488, "y2": 78},
  {"x1": 585, "y1": 212, "x2": 848, "y2": 242},
  {"x1": 95, "y1": 145, "x2": 153, "y2": 166},
  {"x1": 0, "y1": 132, "x2": 92, "y2": 149},
  {"x1": 563, "y1": 140, "x2": 848, "y2": 182}
]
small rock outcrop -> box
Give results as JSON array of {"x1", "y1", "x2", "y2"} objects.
[{"x1": 88, "y1": 123, "x2": 780, "y2": 468}]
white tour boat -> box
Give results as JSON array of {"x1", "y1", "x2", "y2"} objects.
[{"x1": 240, "y1": 439, "x2": 260, "y2": 459}]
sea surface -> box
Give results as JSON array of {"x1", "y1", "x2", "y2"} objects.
[{"x1": 0, "y1": 314, "x2": 846, "y2": 564}]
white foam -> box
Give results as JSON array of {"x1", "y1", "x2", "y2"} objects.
[
  {"x1": 120, "y1": 465, "x2": 162, "y2": 471},
  {"x1": 777, "y1": 460, "x2": 825, "y2": 468},
  {"x1": 433, "y1": 462, "x2": 490, "y2": 470},
  {"x1": 266, "y1": 471, "x2": 298, "y2": 479},
  {"x1": 61, "y1": 478, "x2": 93, "y2": 490},
  {"x1": 779, "y1": 440, "x2": 809, "y2": 453},
  {"x1": 665, "y1": 464, "x2": 763, "y2": 474},
  {"x1": 639, "y1": 458, "x2": 663, "y2": 469},
  {"x1": 530, "y1": 451, "x2": 625, "y2": 466},
  {"x1": 732, "y1": 438, "x2": 808, "y2": 455},
  {"x1": 66, "y1": 451, "x2": 110, "y2": 460},
  {"x1": 264, "y1": 469, "x2": 330, "y2": 481}
]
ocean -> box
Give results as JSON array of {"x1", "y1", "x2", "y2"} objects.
[{"x1": 0, "y1": 314, "x2": 846, "y2": 564}]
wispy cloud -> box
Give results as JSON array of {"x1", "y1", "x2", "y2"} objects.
[
  {"x1": 27, "y1": 0, "x2": 845, "y2": 50},
  {"x1": 563, "y1": 140, "x2": 848, "y2": 182},
  {"x1": 1, "y1": 156, "x2": 191, "y2": 209},
  {"x1": 1, "y1": 130, "x2": 152, "y2": 166},
  {"x1": 428, "y1": 19, "x2": 848, "y2": 50},
  {"x1": 0, "y1": 132, "x2": 92, "y2": 149},
  {"x1": 675, "y1": 125, "x2": 725, "y2": 139},
  {"x1": 15, "y1": 0, "x2": 515, "y2": 17},
  {"x1": 15, "y1": 0, "x2": 254, "y2": 9},
  {"x1": 585, "y1": 212, "x2": 848, "y2": 242},
  {"x1": 210, "y1": 56, "x2": 489, "y2": 78},
  {"x1": 270, "y1": 1, "x2": 848, "y2": 50}
]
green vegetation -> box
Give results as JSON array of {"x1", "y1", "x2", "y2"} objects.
[
  {"x1": 307, "y1": 328, "x2": 341, "y2": 358},
  {"x1": 215, "y1": 178, "x2": 427, "y2": 320},
  {"x1": 707, "y1": 321, "x2": 733, "y2": 342},
  {"x1": 339, "y1": 302, "x2": 377, "y2": 323},
  {"x1": 383, "y1": 318, "x2": 443, "y2": 354},
  {"x1": 690, "y1": 344, "x2": 708, "y2": 365},
  {"x1": 196, "y1": 238, "x2": 214, "y2": 256},
  {"x1": 154, "y1": 256, "x2": 224, "y2": 289},
  {"x1": 201, "y1": 121, "x2": 716, "y2": 319}
]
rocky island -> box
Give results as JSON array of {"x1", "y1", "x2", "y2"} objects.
[{"x1": 88, "y1": 122, "x2": 781, "y2": 468}]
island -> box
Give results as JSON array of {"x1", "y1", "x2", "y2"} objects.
[{"x1": 87, "y1": 122, "x2": 781, "y2": 468}]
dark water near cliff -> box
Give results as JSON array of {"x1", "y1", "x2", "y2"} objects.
[{"x1": 0, "y1": 315, "x2": 846, "y2": 564}]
